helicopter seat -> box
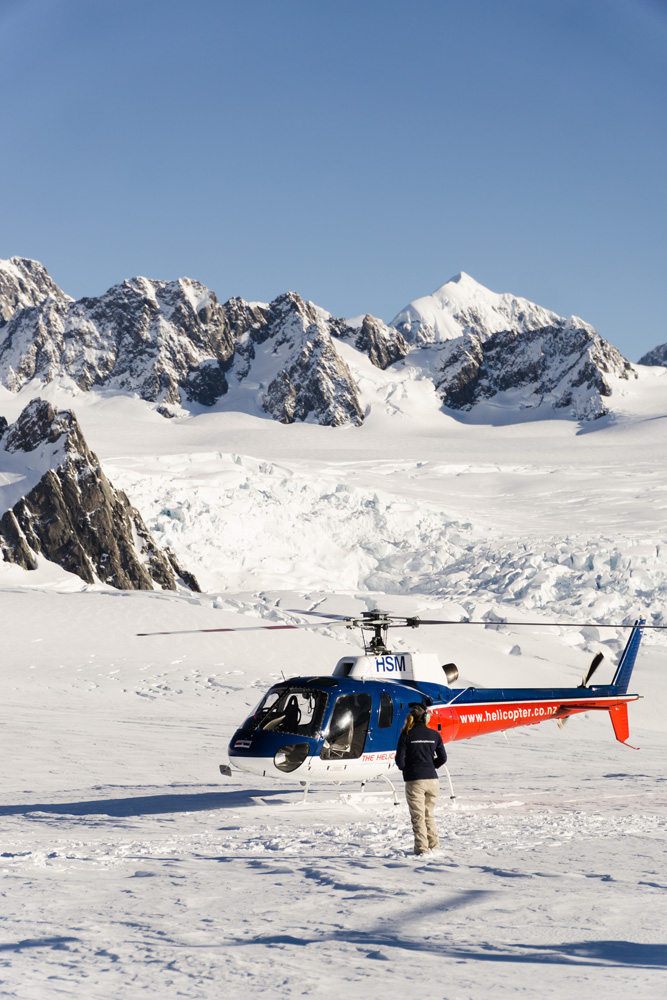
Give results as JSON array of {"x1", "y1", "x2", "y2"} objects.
[
  {"x1": 262, "y1": 694, "x2": 302, "y2": 733},
  {"x1": 282, "y1": 695, "x2": 302, "y2": 733}
]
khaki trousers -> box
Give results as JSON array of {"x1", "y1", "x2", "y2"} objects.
[{"x1": 405, "y1": 778, "x2": 440, "y2": 854}]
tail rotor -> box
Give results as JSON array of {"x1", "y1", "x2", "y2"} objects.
[{"x1": 579, "y1": 651, "x2": 604, "y2": 688}]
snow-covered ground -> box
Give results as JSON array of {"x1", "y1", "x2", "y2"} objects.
[{"x1": 2, "y1": 367, "x2": 667, "y2": 998}]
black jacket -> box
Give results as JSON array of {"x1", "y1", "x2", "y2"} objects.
[{"x1": 396, "y1": 722, "x2": 447, "y2": 782}]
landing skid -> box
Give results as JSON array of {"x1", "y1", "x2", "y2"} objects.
[
  {"x1": 443, "y1": 764, "x2": 457, "y2": 801},
  {"x1": 334, "y1": 773, "x2": 400, "y2": 810}
]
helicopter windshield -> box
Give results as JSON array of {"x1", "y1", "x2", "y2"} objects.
[{"x1": 243, "y1": 686, "x2": 328, "y2": 738}]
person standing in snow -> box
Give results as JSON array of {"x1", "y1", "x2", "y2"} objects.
[{"x1": 396, "y1": 703, "x2": 447, "y2": 856}]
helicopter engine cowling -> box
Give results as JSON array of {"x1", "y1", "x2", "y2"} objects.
[{"x1": 333, "y1": 652, "x2": 458, "y2": 685}]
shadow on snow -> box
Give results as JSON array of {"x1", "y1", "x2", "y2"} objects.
[
  {"x1": 0, "y1": 937, "x2": 79, "y2": 952},
  {"x1": 0, "y1": 787, "x2": 292, "y2": 818},
  {"x1": 227, "y1": 929, "x2": 667, "y2": 969}
]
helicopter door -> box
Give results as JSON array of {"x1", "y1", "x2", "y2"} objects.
[
  {"x1": 365, "y1": 690, "x2": 396, "y2": 753},
  {"x1": 320, "y1": 693, "x2": 372, "y2": 760}
]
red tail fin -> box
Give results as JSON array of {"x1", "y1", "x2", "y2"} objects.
[{"x1": 609, "y1": 704, "x2": 639, "y2": 749}]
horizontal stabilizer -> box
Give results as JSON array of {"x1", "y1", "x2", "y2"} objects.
[{"x1": 609, "y1": 704, "x2": 639, "y2": 749}]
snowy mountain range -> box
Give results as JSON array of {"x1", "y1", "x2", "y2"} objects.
[
  {"x1": 0, "y1": 256, "x2": 656, "y2": 425},
  {"x1": 0, "y1": 255, "x2": 661, "y2": 584}
]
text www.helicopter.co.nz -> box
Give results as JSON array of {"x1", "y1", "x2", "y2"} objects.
[{"x1": 459, "y1": 705, "x2": 559, "y2": 724}]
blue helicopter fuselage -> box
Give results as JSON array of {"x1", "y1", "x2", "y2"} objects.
[{"x1": 227, "y1": 669, "x2": 640, "y2": 784}]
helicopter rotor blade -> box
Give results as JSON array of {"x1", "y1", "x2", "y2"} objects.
[
  {"x1": 397, "y1": 619, "x2": 665, "y2": 629},
  {"x1": 285, "y1": 609, "x2": 354, "y2": 621},
  {"x1": 286, "y1": 611, "x2": 665, "y2": 630},
  {"x1": 137, "y1": 620, "x2": 347, "y2": 637}
]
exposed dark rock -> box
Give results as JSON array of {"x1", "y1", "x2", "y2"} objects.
[
  {"x1": 183, "y1": 359, "x2": 228, "y2": 406},
  {"x1": 435, "y1": 325, "x2": 635, "y2": 420},
  {"x1": 0, "y1": 509, "x2": 37, "y2": 570},
  {"x1": 229, "y1": 291, "x2": 364, "y2": 425},
  {"x1": 165, "y1": 547, "x2": 201, "y2": 592},
  {"x1": 0, "y1": 398, "x2": 200, "y2": 590},
  {"x1": 254, "y1": 295, "x2": 364, "y2": 426},
  {"x1": 332, "y1": 314, "x2": 409, "y2": 370},
  {"x1": 220, "y1": 296, "x2": 271, "y2": 341},
  {"x1": 638, "y1": 343, "x2": 667, "y2": 367},
  {"x1": 4, "y1": 398, "x2": 86, "y2": 452}
]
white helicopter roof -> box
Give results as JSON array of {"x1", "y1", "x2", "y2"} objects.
[{"x1": 333, "y1": 651, "x2": 455, "y2": 686}]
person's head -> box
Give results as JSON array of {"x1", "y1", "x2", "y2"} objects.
[{"x1": 403, "y1": 702, "x2": 431, "y2": 732}]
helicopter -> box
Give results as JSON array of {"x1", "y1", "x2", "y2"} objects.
[{"x1": 140, "y1": 608, "x2": 651, "y2": 795}]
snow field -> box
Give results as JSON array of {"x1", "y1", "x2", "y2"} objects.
[
  {"x1": 1, "y1": 585, "x2": 667, "y2": 998},
  {"x1": 2, "y1": 375, "x2": 667, "y2": 997}
]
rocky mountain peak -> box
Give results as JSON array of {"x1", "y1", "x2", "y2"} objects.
[
  {"x1": 0, "y1": 398, "x2": 199, "y2": 591},
  {"x1": 4, "y1": 398, "x2": 84, "y2": 455},
  {"x1": 332, "y1": 314, "x2": 409, "y2": 370},
  {"x1": 220, "y1": 296, "x2": 270, "y2": 340},
  {"x1": 0, "y1": 256, "x2": 71, "y2": 324},
  {"x1": 0, "y1": 273, "x2": 238, "y2": 406},
  {"x1": 262, "y1": 292, "x2": 327, "y2": 338},
  {"x1": 227, "y1": 289, "x2": 365, "y2": 426},
  {"x1": 638, "y1": 343, "x2": 667, "y2": 368},
  {"x1": 432, "y1": 324, "x2": 635, "y2": 420}
]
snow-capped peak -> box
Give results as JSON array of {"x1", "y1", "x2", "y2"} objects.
[{"x1": 390, "y1": 273, "x2": 578, "y2": 346}]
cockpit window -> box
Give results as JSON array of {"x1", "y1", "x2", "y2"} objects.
[{"x1": 243, "y1": 686, "x2": 327, "y2": 738}]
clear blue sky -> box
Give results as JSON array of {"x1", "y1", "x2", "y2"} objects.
[{"x1": 1, "y1": 0, "x2": 665, "y2": 359}]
